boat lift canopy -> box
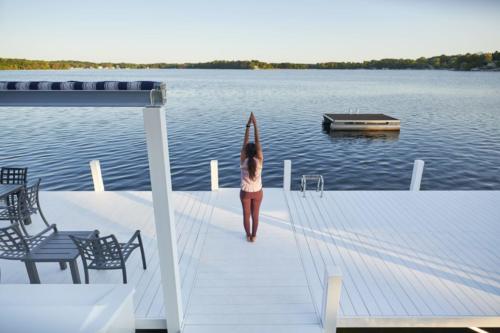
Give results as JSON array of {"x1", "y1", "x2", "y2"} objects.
[
  {"x1": 0, "y1": 81, "x2": 166, "y2": 107},
  {"x1": 0, "y1": 80, "x2": 181, "y2": 332}
]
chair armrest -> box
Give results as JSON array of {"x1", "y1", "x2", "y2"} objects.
[
  {"x1": 26, "y1": 178, "x2": 39, "y2": 187},
  {"x1": 124, "y1": 230, "x2": 141, "y2": 248},
  {"x1": 28, "y1": 224, "x2": 57, "y2": 239}
]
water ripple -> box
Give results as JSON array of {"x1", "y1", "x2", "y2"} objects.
[{"x1": 1, "y1": 69, "x2": 500, "y2": 191}]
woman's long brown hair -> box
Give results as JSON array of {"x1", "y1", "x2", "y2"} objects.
[{"x1": 245, "y1": 143, "x2": 258, "y2": 180}]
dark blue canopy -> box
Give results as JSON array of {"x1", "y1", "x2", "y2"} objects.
[{"x1": 0, "y1": 81, "x2": 166, "y2": 107}]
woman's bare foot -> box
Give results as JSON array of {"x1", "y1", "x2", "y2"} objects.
[
  {"x1": 246, "y1": 235, "x2": 252, "y2": 242},
  {"x1": 250, "y1": 235, "x2": 256, "y2": 242}
]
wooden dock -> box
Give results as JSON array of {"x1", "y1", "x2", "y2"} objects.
[
  {"x1": 1, "y1": 189, "x2": 499, "y2": 332},
  {"x1": 323, "y1": 114, "x2": 401, "y2": 131}
]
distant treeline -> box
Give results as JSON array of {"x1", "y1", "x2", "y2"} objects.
[{"x1": 1, "y1": 51, "x2": 499, "y2": 71}]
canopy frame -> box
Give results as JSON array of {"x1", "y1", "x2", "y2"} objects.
[{"x1": 0, "y1": 81, "x2": 182, "y2": 332}]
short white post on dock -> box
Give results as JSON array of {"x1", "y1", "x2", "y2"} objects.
[
  {"x1": 89, "y1": 160, "x2": 105, "y2": 192},
  {"x1": 210, "y1": 160, "x2": 219, "y2": 191},
  {"x1": 321, "y1": 266, "x2": 342, "y2": 333},
  {"x1": 143, "y1": 106, "x2": 183, "y2": 333},
  {"x1": 410, "y1": 159, "x2": 425, "y2": 191},
  {"x1": 284, "y1": 160, "x2": 292, "y2": 191}
]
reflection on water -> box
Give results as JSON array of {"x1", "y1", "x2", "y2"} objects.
[
  {"x1": 325, "y1": 129, "x2": 401, "y2": 142},
  {"x1": 1, "y1": 69, "x2": 500, "y2": 191}
]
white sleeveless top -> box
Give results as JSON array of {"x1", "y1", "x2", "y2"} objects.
[{"x1": 240, "y1": 158, "x2": 263, "y2": 192}]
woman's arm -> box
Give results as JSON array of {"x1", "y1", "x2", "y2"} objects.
[
  {"x1": 240, "y1": 114, "x2": 252, "y2": 163},
  {"x1": 251, "y1": 113, "x2": 263, "y2": 161}
]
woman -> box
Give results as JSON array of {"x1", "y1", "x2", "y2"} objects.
[{"x1": 240, "y1": 112, "x2": 263, "y2": 243}]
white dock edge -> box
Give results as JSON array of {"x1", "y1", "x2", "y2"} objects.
[
  {"x1": 284, "y1": 160, "x2": 292, "y2": 191},
  {"x1": 89, "y1": 160, "x2": 105, "y2": 192},
  {"x1": 336, "y1": 316, "x2": 500, "y2": 328},
  {"x1": 2, "y1": 190, "x2": 500, "y2": 330},
  {"x1": 321, "y1": 266, "x2": 342, "y2": 333},
  {"x1": 210, "y1": 160, "x2": 219, "y2": 191},
  {"x1": 410, "y1": 159, "x2": 425, "y2": 191}
]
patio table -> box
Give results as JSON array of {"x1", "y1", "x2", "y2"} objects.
[{"x1": 23, "y1": 230, "x2": 97, "y2": 284}]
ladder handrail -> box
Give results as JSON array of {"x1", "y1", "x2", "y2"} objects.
[{"x1": 300, "y1": 174, "x2": 324, "y2": 197}]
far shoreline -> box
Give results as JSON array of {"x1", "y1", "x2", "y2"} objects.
[
  {"x1": 1, "y1": 51, "x2": 499, "y2": 71},
  {"x1": 2, "y1": 67, "x2": 499, "y2": 72}
]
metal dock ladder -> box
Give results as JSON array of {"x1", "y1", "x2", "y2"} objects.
[{"x1": 300, "y1": 175, "x2": 324, "y2": 197}]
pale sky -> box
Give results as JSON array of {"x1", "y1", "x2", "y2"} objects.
[{"x1": 1, "y1": 0, "x2": 499, "y2": 63}]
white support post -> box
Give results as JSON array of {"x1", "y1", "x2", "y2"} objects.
[
  {"x1": 321, "y1": 266, "x2": 342, "y2": 333},
  {"x1": 410, "y1": 159, "x2": 425, "y2": 191},
  {"x1": 89, "y1": 160, "x2": 104, "y2": 192},
  {"x1": 210, "y1": 160, "x2": 219, "y2": 191},
  {"x1": 143, "y1": 106, "x2": 183, "y2": 333},
  {"x1": 284, "y1": 160, "x2": 292, "y2": 191}
]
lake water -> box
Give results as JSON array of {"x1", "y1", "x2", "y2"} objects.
[{"x1": 1, "y1": 69, "x2": 499, "y2": 191}]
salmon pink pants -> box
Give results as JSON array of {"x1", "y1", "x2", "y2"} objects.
[{"x1": 240, "y1": 189, "x2": 263, "y2": 237}]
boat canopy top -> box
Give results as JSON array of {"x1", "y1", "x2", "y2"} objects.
[{"x1": 0, "y1": 81, "x2": 166, "y2": 107}]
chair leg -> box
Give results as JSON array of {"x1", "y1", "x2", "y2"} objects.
[
  {"x1": 122, "y1": 267, "x2": 127, "y2": 284},
  {"x1": 23, "y1": 215, "x2": 32, "y2": 226},
  {"x1": 84, "y1": 268, "x2": 90, "y2": 284},
  {"x1": 137, "y1": 232, "x2": 147, "y2": 269},
  {"x1": 24, "y1": 261, "x2": 40, "y2": 284},
  {"x1": 69, "y1": 261, "x2": 81, "y2": 284}
]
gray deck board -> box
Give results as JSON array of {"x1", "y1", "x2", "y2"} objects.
[
  {"x1": 1, "y1": 189, "x2": 499, "y2": 331},
  {"x1": 286, "y1": 190, "x2": 500, "y2": 327}
]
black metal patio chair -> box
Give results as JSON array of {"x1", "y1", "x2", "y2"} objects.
[
  {"x1": 70, "y1": 231, "x2": 147, "y2": 284},
  {"x1": 0, "y1": 167, "x2": 28, "y2": 185},
  {"x1": 0, "y1": 167, "x2": 28, "y2": 208},
  {"x1": 0, "y1": 222, "x2": 37, "y2": 283},
  {"x1": 0, "y1": 223, "x2": 33, "y2": 261},
  {"x1": 24, "y1": 178, "x2": 50, "y2": 228},
  {"x1": 0, "y1": 221, "x2": 85, "y2": 283},
  {"x1": 0, "y1": 222, "x2": 56, "y2": 260},
  {"x1": 0, "y1": 187, "x2": 56, "y2": 237}
]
